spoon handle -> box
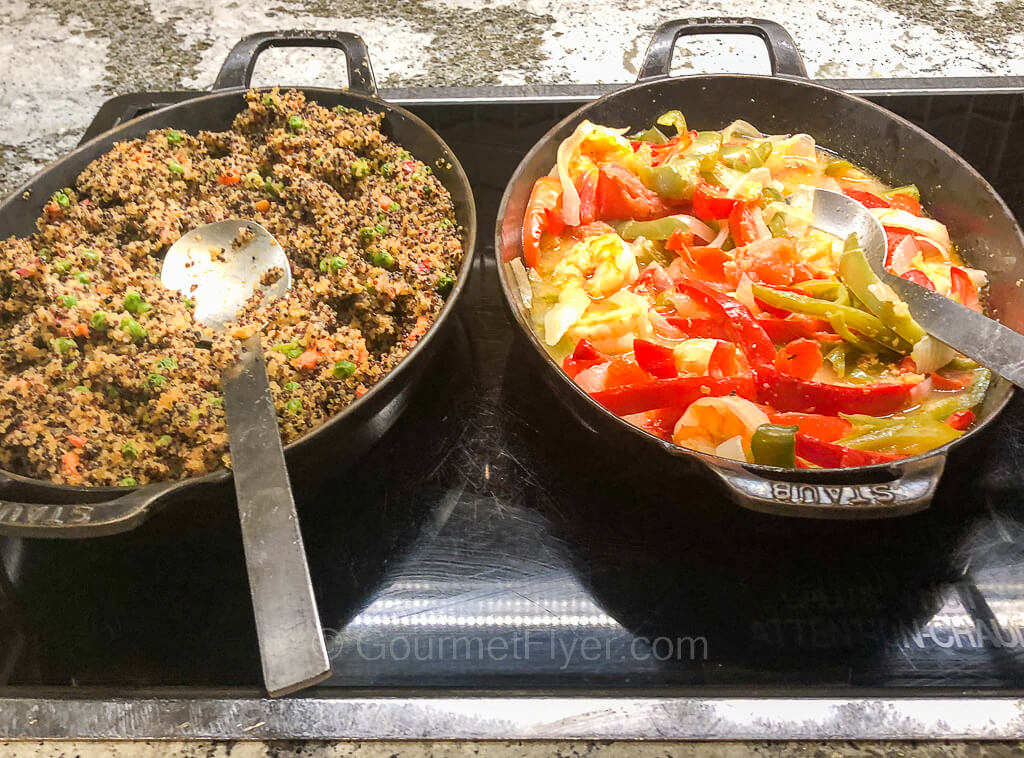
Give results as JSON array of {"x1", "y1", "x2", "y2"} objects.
[
  {"x1": 222, "y1": 334, "x2": 331, "y2": 697},
  {"x1": 887, "y1": 275, "x2": 1024, "y2": 389}
]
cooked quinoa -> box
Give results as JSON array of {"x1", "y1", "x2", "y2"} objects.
[{"x1": 0, "y1": 88, "x2": 463, "y2": 487}]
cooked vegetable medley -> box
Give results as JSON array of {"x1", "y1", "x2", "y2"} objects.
[
  {"x1": 0, "y1": 89, "x2": 462, "y2": 486},
  {"x1": 517, "y1": 113, "x2": 989, "y2": 468}
]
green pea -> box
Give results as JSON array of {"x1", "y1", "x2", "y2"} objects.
[
  {"x1": 372, "y1": 250, "x2": 395, "y2": 269},
  {"x1": 81, "y1": 249, "x2": 100, "y2": 261},
  {"x1": 157, "y1": 356, "x2": 177, "y2": 370},
  {"x1": 210, "y1": 396, "x2": 223, "y2": 407},
  {"x1": 438, "y1": 218, "x2": 453, "y2": 229},
  {"x1": 119, "y1": 476, "x2": 137, "y2": 487},
  {"x1": 166, "y1": 130, "x2": 184, "y2": 145},
  {"x1": 156, "y1": 435, "x2": 172, "y2": 447},
  {"x1": 263, "y1": 94, "x2": 276, "y2": 108},
  {"x1": 167, "y1": 160, "x2": 185, "y2": 175},
  {"x1": 90, "y1": 311, "x2": 107, "y2": 329},
  {"x1": 263, "y1": 178, "x2": 282, "y2": 197},
  {"x1": 73, "y1": 385, "x2": 89, "y2": 393},
  {"x1": 287, "y1": 114, "x2": 306, "y2": 131},
  {"x1": 284, "y1": 381, "x2": 299, "y2": 391},
  {"x1": 57, "y1": 294, "x2": 77, "y2": 308},
  {"x1": 183, "y1": 297, "x2": 196, "y2": 309},
  {"x1": 358, "y1": 226, "x2": 376, "y2": 243},
  {"x1": 285, "y1": 398, "x2": 303, "y2": 414},
  {"x1": 374, "y1": 222, "x2": 387, "y2": 235},
  {"x1": 37, "y1": 248, "x2": 51, "y2": 261},
  {"x1": 436, "y1": 274, "x2": 456, "y2": 296},
  {"x1": 120, "y1": 318, "x2": 147, "y2": 341},
  {"x1": 123, "y1": 292, "x2": 151, "y2": 315},
  {"x1": 333, "y1": 360, "x2": 356, "y2": 379},
  {"x1": 320, "y1": 256, "x2": 346, "y2": 273},
  {"x1": 122, "y1": 442, "x2": 137, "y2": 459},
  {"x1": 53, "y1": 191, "x2": 70, "y2": 208},
  {"x1": 75, "y1": 272, "x2": 90, "y2": 285},
  {"x1": 380, "y1": 162, "x2": 394, "y2": 177},
  {"x1": 388, "y1": 202, "x2": 400, "y2": 212},
  {"x1": 398, "y1": 151, "x2": 411, "y2": 161},
  {"x1": 148, "y1": 373, "x2": 166, "y2": 388},
  {"x1": 351, "y1": 159, "x2": 370, "y2": 178},
  {"x1": 49, "y1": 335, "x2": 73, "y2": 354},
  {"x1": 53, "y1": 260, "x2": 72, "y2": 273},
  {"x1": 272, "y1": 342, "x2": 304, "y2": 359}
]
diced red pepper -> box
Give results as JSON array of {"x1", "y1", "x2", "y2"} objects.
[
  {"x1": 794, "y1": 433, "x2": 904, "y2": 468},
  {"x1": 774, "y1": 338, "x2": 823, "y2": 381},
  {"x1": 594, "y1": 163, "x2": 677, "y2": 222},
  {"x1": 563, "y1": 339, "x2": 607, "y2": 380},
  {"x1": 648, "y1": 133, "x2": 694, "y2": 166},
  {"x1": 729, "y1": 202, "x2": 760, "y2": 247},
  {"x1": 755, "y1": 365, "x2": 917, "y2": 416},
  {"x1": 633, "y1": 338, "x2": 678, "y2": 379},
  {"x1": 693, "y1": 182, "x2": 740, "y2": 220},
  {"x1": 930, "y1": 370, "x2": 975, "y2": 390},
  {"x1": 946, "y1": 409, "x2": 975, "y2": 430},
  {"x1": 900, "y1": 269, "x2": 935, "y2": 290},
  {"x1": 843, "y1": 188, "x2": 890, "y2": 209},
  {"x1": 888, "y1": 193, "x2": 922, "y2": 216},
  {"x1": 950, "y1": 266, "x2": 980, "y2": 311},
  {"x1": 590, "y1": 375, "x2": 756, "y2": 416},
  {"x1": 665, "y1": 228, "x2": 695, "y2": 251},
  {"x1": 769, "y1": 412, "x2": 852, "y2": 442},
  {"x1": 522, "y1": 177, "x2": 563, "y2": 269},
  {"x1": 675, "y1": 279, "x2": 775, "y2": 366}
]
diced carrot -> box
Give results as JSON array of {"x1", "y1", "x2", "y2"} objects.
[
  {"x1": 74, "y1": 323, "x2": 90, "y2": 337},
  {"x1": 62, "y1": 451, "x2": 80, "y2": 473},
  {"x1": 292, "y1": 350, "x2": 320, "y2": 371},
  {"x1": 67, "y1": 435, "x2": 86, "y2": 448},
  {"x1": 218, "y1": 170, "x2": 241, "y2": 185},
  {"x1": 255, "y1": 199, "x2": 271, "y2": 213}
]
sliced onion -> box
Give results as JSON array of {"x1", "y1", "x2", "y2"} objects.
[
  {"x1": 556, "y1": 121, "x2": 594, "y2": 227},
  {"x1": 722, "y1": 119, "x2": 763, "y2": 141},
  {"x1": 871, "y1": 209, "x2": 951, "y2": 252},
  {"x1": 544, "y1": 287, "x2": 590, "y2": 346},
  {"x1": 913, "y1": 235, "x2": 950, "y2": 261},
  {"x1": 665, "y1": 290, "x2": 706, "y2": 317},
  {"x1": 726, "y1": 166, "x2": 772, "y2": 200},
  {"x1": 751, "y1": 209, "x2": 772, "y2": 242},
  {"x1": 574, "y1": 362, "x2": 610, "y2": 393},
  {"x1": 710, "y1": 224, "x2": 730, "y2": 248},
  {"x1": 963, "y1": 267, "x2": 989, "y2": 289},
  {"x1": 888, "y1": 235, "x2": 920, "y2": 275},
  {"x1": 911, "y1": 335, "x2": 957, "y2": 374},
  {"x1": 648, "y1": 308, "x2": 684, "y2": 339},
  {"x1": 508, "y1": 257, "x2": 533, "y2": 308},
  {"x1": 674, "y1": 215, "x2": 716, "y2": 244},
  {"x1": 715, "y1": 435, "x2": 749, "y2": 462},
  {"x1": 734, "y1": 274, "x2": 761, "y2": 315}
]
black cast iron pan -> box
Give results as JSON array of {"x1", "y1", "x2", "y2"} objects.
[
  {"x1": 496, "y1": 18, "x2": 1023, "y2": 519},
  {"x1": 0, "y1": 31, "x2": 477, "y2": 537}
]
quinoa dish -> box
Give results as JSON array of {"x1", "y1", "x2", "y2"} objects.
[{"x1": 0, "y1": 88, "x2": 463, "y2": 487}]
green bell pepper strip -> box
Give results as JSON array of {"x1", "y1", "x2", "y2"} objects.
[
  {"x1": 793, "y1": 280, "x2": 850, "y2": 306},
  {"x1": 838, "y1": 415, "x2": 962, "y2": 454},
  {"x1": 683, "y1": 131, "x2": 722, "y2": 160},
  {"x1": 883, "y1": 184, "x2": 920, "y2": 201},
  {"x1": 656, "y1": 110, "x2": 687, "y2": 134},
  {"x1": 702, "y1": 161, "x2": 746, "y2": 190},
  {"x1": 837, "y1": 238, "x2": 927, "y2": 345},
  {"x1": 751, "y1": 424, "x2": 798, "y2": 467},
  {"x1": 720, "y1": 144, "x2": 763, "y2": 171},
  {"x1": 918, "y1": 368, "x2": 991, "y2": 421},
  {"x1": 637, "y1": 158, "x2": 699, "y2": 200},
  {"x1": 634, "y1": 126, "x2": 668, "y2": 144},
  {"x1": 615, "y1": 215, "x2": 691, "y2": 241},
  {"x1": 767, "y1": 213, "x2": 787, "y2": 238},
  {"x1": 750, "y1": 283, "x2": 912, "y2": 354},
  {"x1": 829, "y1": 311, "x2": 895, "y2": 356},
  {"x1": 825, "y1": 343, "x2": 847, "y2": 378}
]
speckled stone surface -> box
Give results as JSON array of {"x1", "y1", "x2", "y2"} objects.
[
  {"x1": 2, "y1": 742, "x2": 1024, "y2": 757},
  {"x1": 2, "y1": 0, "x2": 1024, "y2": 198}
]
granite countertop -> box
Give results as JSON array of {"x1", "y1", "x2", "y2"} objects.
[
  {"x1": 1, "y1": 0, "x2": 1023, "y2": 754},
  {"x1": 2, "y1": 0, "x2": 1024, "y2": 198}
]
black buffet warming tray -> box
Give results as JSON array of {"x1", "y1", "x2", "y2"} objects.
[{"x1": 2, "y1": 73, "x2": 1024, "y2": 740}]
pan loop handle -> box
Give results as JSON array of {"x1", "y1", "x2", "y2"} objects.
[
  {"x1": 637, "y1": 18, "x2": 808, "y2": 82},
  {"x1": 213, "y1": 30, "x2": 378, "y2": 96},
  {"x1": 0, "y1": 479, "x2": 196, "y2": 538},
  {"x1": 705, "y1": 452, "x2": 948, "y2": 519}
]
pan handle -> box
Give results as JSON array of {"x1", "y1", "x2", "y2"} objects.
[
  {"x1": 0, "y1": 480, "x2": 194, "y2": 538},
  {"x1": 704, "y1": 453, "x2": 947, "y2": 519},
  {"x1": 213, "y1": 30, "x2": 378, "y2": 96},
  {"x1": 637, "y1": 18, "x2": 808, "y2": 82}
]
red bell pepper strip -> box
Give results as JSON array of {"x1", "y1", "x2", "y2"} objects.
[
  {"x1": 760, "y1": 315, "x2": 841, "y2": 344},
  {"x1": 774, "y1": 338, "x2": 823, "y2": 381},
  {"x1": 544, "y1": 208, "x2": 566, "y2": 237},
  {"x1": 946, "y1": 409, "x2": 975, "y2": 430},
  {"x1": 594, "y1": 163, "x2": 677, "y2": 222},
  {"x1": 693, "y1": 182, "x2": 740, "y2": 220},
  {"x1": 950, "y1": 266, "x2": 980, "y2": 310},
  {"x1": 930, "y1": 370, "x2": 974, "y2": 390},
  {"x1": 633, "y1": 338, "x2": 678, "y2": 379},
  {"x1": 575, "y1": 168, "x2": 599, "y2": 225},
  {"x1": 675, "y1": 279, "x2": 776, "y2": 365},
  {"x1": 522, "y1": 177, "x2": 562, "y2": 269},
  {"x1": 888, "y1": 193, "x2": 922, "y2": 216},
  {"x1": 794, "y1": 433, "x2": 905, "y2": 468},
  {"x1": 665, "y1": 228, "x2": 695, "y2": 251},
  {"x1": 563, "y1": 339, "x2": 606, "y2": 380},
  {"x1": 843, "y1": 188, "x2": 890, "y2": 210},
  {"x1": 729, "y1": 202, "x2": 760, "y2": 247},
  {"x1": 755, "y1": 365, "x2": 917, "y2": 416},
  {"x1": 769, "y1": 411, "x2": 852, "y2": 442},
  {"x1": 708, "y1": 341, "x2": 741, "y2": 377},
  {"x1": 900, "y1": 269, "x2": 935, "y2": 290},
  {"x1": 590, "y1": 374, "x2": 756, "y2": 416}
]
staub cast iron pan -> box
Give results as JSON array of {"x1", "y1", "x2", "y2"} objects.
[
  {"x1": 0, "y1": 31, "x2": 477, "y2": 537},
  {"x1": 496, "y1": 18, "x2": 1024, "y2": 519}
]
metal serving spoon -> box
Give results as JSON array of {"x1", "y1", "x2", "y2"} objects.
[
  {"x1": 807, "y1": 188, "x2": 1024, "y2": 390},
  {"x1": 162, "y1": 219, "x2": 330, "y2": 697}
]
